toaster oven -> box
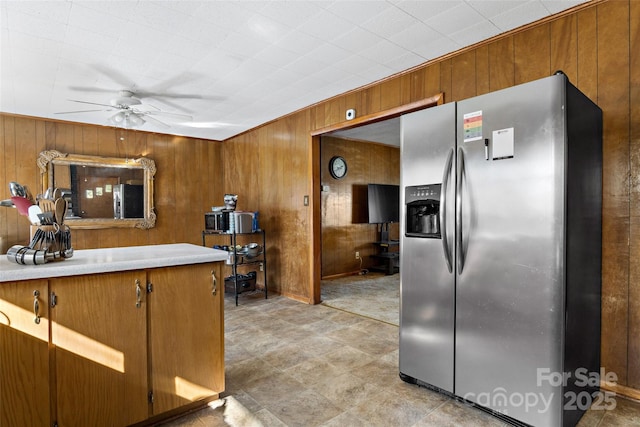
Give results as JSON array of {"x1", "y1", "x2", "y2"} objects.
[{"x1": 205, "y1": 211, "x2": 229, "y2": 231}]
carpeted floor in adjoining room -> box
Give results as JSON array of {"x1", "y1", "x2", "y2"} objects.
[{"x1": 320, "y1": 272, "x2": 399, "y2": 326}]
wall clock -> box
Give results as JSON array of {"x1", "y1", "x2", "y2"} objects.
[{"x1": 329, "y1": 156, "x2": 348, "y2": 179}]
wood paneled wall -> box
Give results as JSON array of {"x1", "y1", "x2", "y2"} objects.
[
  {"x1": 320, "y1": 136, "x2": 399, "y2": 278},
  {"x1": 0, "y1": 117, "x2": 224, "y2": 252},
  {"x1": 223, "y1": 1, "x2": 640, "y2": 392}
]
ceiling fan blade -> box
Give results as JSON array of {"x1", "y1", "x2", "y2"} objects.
[
  {"x1": 144, "y1": 110, "x2": 192, "y2": 120},
  {"x1": 91, "y1": 64, "x2": 136, "y2": 89},
  {"x1": 140, "y1": 97, "x2": 194, "y2": 114},
  {"x1": 143, "y1": 114, "x2": 171, "y2": 128},
  {"x1": 68, "y1": 99, "x2": 113, "y2": 107},
  {"x1": 136, "y1": 90, "x2": 203, "y2": 100},
  {"x1": 68, "y1": 86, "x2": 116, "y2": 93},
  {"x1": 55, "y1": 109, "x2": 112, "y2": 114}
]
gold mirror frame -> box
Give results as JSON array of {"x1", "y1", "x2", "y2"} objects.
[{"x1": 37, "y1": 150, "x2": 156, "y2": 229}]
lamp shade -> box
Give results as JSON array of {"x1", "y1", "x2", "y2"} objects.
[
  {"x1": 110, "y1": 111, "x2": 126, "y2": 124},
  {"x1": 128, "y1": 113, "x2": 145, "y2": 126}
]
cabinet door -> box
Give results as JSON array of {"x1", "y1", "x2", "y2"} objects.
[
  {"x1": 50, "y1": 271, "x2": 148, "y2": 427},
  {"x1": 148, "y1": 263, "x2": 224, "y2": 415},
  {"x1": 0, "y1": 280, "x2": 50, "y2": 427}
]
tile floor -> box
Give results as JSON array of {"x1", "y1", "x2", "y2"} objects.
[{"x1": 160, "y1": 292, "x2": 640, "y2": 427}]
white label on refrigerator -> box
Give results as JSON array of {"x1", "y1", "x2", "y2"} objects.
[
  {"x1": 463, "y1": 111, "x2": 483, "y2": 142},
  {"x1": 492, "y1": 127, "x2": 514, "y2": 160}
]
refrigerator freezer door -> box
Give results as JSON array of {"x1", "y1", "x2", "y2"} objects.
[
  {"x1": 455, "y1": 76, "x2": 566, "y2": 425},
  {"x1": 400, "y1": 103, "x2": 456, "y2": 393}
]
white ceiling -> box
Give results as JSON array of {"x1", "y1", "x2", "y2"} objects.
[{"x1": 0, "y1": 0, "x2": 588, "y2": 141}]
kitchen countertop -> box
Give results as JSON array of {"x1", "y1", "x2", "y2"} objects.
[{"x1": 0, "y1": 243, "x2": 227, "y2": 282}]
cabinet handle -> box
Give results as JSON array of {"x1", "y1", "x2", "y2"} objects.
[
  {"x1": 211, "y1": 270, "x2": 217, "y2": 296},
  {"x1": 135, "y1": 279, "x2": 142, "y2": 308},
  {"x1": 33, "y1": 290, "x2": 41, "y2": 324}
]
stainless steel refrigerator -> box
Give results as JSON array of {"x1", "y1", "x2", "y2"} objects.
[{"x1": 399, "y1": 73, "x2": 602, "y2": 427}]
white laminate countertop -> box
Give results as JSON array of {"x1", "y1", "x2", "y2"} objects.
[{"x1": 0, "y1": 243, "x2": 228, "y2": 282}]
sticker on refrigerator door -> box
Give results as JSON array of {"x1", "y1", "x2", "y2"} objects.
[
  {"x1": 492, "y1": 127, "x2": 515, "y2": 160},
  {"x1": 463, "y1": 111, "x2": 483, "y2": 142}
]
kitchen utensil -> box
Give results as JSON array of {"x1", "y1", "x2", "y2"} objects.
[
  {"x1": 6, "y1": 245, "x2": 47, "y2": 265},
  {"x1": 52, "y1": 188, "x2": 62, "y2": 200},
  {"x1": 28, "y1": 205, "x2": 43, "y2": 225},
  {"x1": 55, "y1": 198, "x2": 66, "y2": 225},
  {"x1": 22, "y1": 185, "x2": 35, "y2": 203},
  {"x1": 10, "y1": 196, "x2": 33, "y2": 216},
  {"x1": 38, "y1": 198, "x2": 55, "y2": 215},
  {"x1": 226, "y1": 252, "x2": 236, "y2": 265},
  {"x1": 246, "y1": 243, "x2": 262, "y2": 258},
  {"x1": 37, "y1": 212, "x2": 55, "y2": 225},
  {"x1": 9, "y1": 181, "x2": 26, "y2": 197}
]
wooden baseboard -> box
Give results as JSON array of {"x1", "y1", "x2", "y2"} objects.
[
  {"x1": 279, "y1": 290, "x2": 312, "y2": 304},
  {"x1": 601, "y1": 381, "x2": 640, "y2": 402},
  {"x1": 321, "y1": 271, "x2": 361, "y2": 280}
]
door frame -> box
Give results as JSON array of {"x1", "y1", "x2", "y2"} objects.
[{"x1": 308, "y1": 93, "x2": 444, "y2": 304}]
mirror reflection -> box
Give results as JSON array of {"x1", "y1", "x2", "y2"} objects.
[{"x1": 38, "y1": 150, "x2": 156, "y2": 229}]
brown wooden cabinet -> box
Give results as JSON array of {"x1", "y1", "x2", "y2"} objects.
[
  {"x1": 50, "y1": 271, "x2": 149, "y2": 426},
  {"x1": 1, "y1": 260, "x2": 224, "y2": 427},
  {"x1": 148, "y1": 263, "x2": 224, "y2": 415},
  {"x1": 0, "y1": 279, "x2": 51, "y2": 427}
]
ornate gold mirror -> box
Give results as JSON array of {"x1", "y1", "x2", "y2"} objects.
[{"x1": 37, "y1": 150, "x2": 156, "y2": 229}]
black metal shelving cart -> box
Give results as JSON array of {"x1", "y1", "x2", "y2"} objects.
[{"x1": 202, "y1": 229, "x2": 268, "y2": 305}]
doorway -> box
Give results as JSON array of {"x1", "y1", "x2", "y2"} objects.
[{"x1": 309, "y1": 93, "x2": 444, "y2": 305}]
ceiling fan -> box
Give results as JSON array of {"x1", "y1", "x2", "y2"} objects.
[{"x1": 55, "y1": 89, "x2": 193, "y2": 129}]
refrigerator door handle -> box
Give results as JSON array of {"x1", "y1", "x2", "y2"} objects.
[
  {"x1": 440, "y1": 148, "x2": 454, "y2": 273},
  {"x1": 456, "y1": 148, "x2": 466, "y2": 274}
]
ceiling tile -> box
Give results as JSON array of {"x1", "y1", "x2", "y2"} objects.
[
  {"x1": 466, "y1": 1, "x2": 529, "y2": 19},
  {"x1": 245, "y1": 13, "x2": 293, "y2": 43},
  {"x1": 255, "y1": 0, "x2": 326, "y2": 27},
  {"x1": 426, "y1": 2, "x2": 486, "y2": 37},
  {"x1": 491, "y1": 0, "x2": 550, "y2": 32},
  {"x1": 299, "y1": 9, "x2": 356, "y2": 41},
  {"x1": 360, "y1": 5, "x2": 420, "y2": 39},
  {"x1": 449, "y1": 20, "x2": 501, "y2": 47},
  {"x1": 184, "y1": 1, "x2": 250, "y2": 32},
  {"x1": 359, "y1": 39, "x2": 410, "y2": 64},
  {"x1": 3, "y1": 9, "x2": 68, "y2": 42},
  {"x1": 388, "y1": 21, "x2": 441, "y2": 53},
  {"x1": 130, "y1": 1, "x2": 191, "y2": 32},
  {"x1": 275, "y1": 30, "x2": 322, "y2": 55},
  {"x1": 68, "y1": 3, "x2": 129, "y2": 37},
  {"x1": 332, "y1": 27, "x2": 385, "y2": 54},
  {"x1": 2, "y1": 0, "x2": 71, "y2": 24},
  {"x1": 382, "y1": 51, "x2": 427, "y2": 71},
  {"x1": 217, "y1": 29, "x2": 270, "y2": 59},
  {"x1": 395, "y1": 0, "x2": 464, "y2": 22},
  {"x1": 541, "y1": 0, "x2": 587, "y2": 14},
  {"x1": 253, "y1": 44, "x2": 301, "y2": 68},
  {"x1": 411, "y1": 36, "x2": 461, "y2": 60},
  {"x1": 307, "y1": 43, "x2": 353, "y2": 65},
  {"x1": 174, "y1": 16, "x2": 233, "y2": 45}
]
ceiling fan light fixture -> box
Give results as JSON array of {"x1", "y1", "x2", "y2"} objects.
[
  {"x1": 128, "y1": 113, "x2": 145, "y2": 127},
  {"x1": 110, "y1": 111, "x2": 126, "y2": 124}
]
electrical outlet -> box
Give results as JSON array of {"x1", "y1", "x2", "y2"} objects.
[
  {"x1": 355, "y1": 251, "x2": 360, "y2": 259},
  {"x1": 260, "y1": 263, "x2": 264, "y2": 271}
]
